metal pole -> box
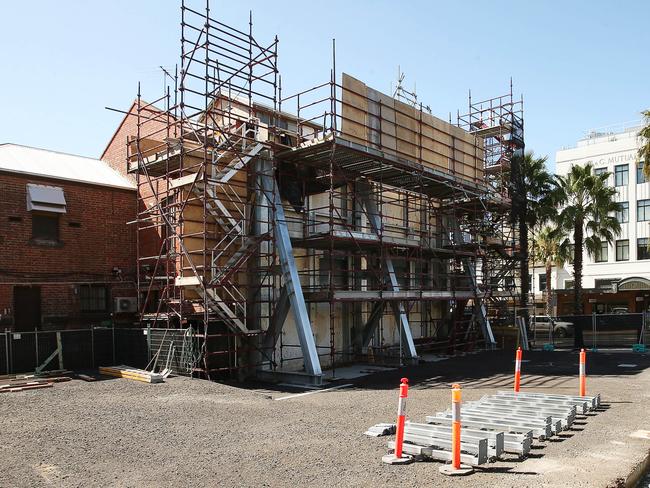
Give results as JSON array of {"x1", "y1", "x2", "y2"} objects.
[
  {"x1": 91, "y1": 326, "x2": 95, "y2": 368},
  {"x1": 35, "y1": 328, "x2": 39, "y2": 371},
  {"x1": 8, "y1": 329, "x2": 12, "y2": 374},
  {"x1": 4, "y1": 329, "x2": 9, "y2": 374},
  {"x1": 147, "y1": 325, "x2": 151, "y2": 362},
  {"x1": 112, "y1": 321, "x2": 116, "y2": 365}
]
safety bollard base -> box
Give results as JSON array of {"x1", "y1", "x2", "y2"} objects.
[
  {"x1": 439, "y1": 463, "x2": 474, "y2": 476},
  {"x1": 382, "y1": 453, "x2": 414, "y2": 465}
]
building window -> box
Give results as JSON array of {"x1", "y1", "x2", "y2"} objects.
[
  {"x1": 595, "y1": 278, "x2": 618, "y2": 290},
  {"x1": 638, "y1": 238, "x2": 650, "y2": 260},
  {"x1": 638, "y1": 200, "x2": 650, "y2": 222},
  {"x1": 565, "y1": 280, "x2": 574, "y2": 289},
  {"x1": 32, "y1": 214, "x2": 59, "y2": 242},
  {"x1": 538, "y1": 274, "x2": 547, "y2": 292},
  {"x1": 567, "y1": 244, "x2": 575, "y2": 264},
  {"x1": 594, "y1": 167, "x2": 607, "y2": 177},
  {"x1": 79, "y1": 286, "x2": 108, "y2": 313},
  {"x1": 638, "y1": 161, "x2": 647, "y2": 184},
  {"x1": 616, "y1": 239, "x2": 629, "y2": 261},
  {"x1": 616, "y1": 202, "x2": 629, "y2": 223},
  {"x1": 615, "y1": 164, "x2": 629, "y2": 186},
  {"x1": 595, "y1": 241, "x2": 608, "y2": 262}
]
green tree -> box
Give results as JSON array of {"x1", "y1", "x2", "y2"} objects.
[
  {"x1": 532, "y1": 225, "x2": 570, "y2": 316},
  {"x1": 640, "y1": 110, "x2": 650, "y2": 178},
  {"x1": 554, "y1": 164, "x2": 622, "y2": 314},
  {"x1": 510, "y1": 152, "x2": 555, "y2": 309}
]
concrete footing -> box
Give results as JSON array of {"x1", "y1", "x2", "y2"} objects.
[
  {"x1": 382, "y1": 453, "x2": 414, "y2": 465},
  {"x1": 439, "y1": 463, "x2": 474, "y2": 476}
]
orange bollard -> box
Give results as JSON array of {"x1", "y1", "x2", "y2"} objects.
[
  {"x1": 439, "y1": 383, "x2": 473, "y2": 476},
  {"x1": 394, "y1": 378, "x2": 408, "y2": 459},
  {"x1": 382, "y1": 378, "x2": 413, "y2": 465},
  {"x1": 579, "y1": 348, "x2": 586, "y2": 397},
  {"x1": 451, "y1": 383, "x2": 461, "y2": 469},
  {"x1": 514, "y1": 347, "x2": 522, "y2": 393}
]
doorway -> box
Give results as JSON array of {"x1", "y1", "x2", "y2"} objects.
[{"x1": 13, "y1": 286, "x2": 41, "y2": 331}]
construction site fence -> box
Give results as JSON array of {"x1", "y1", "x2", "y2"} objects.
[
  {"x1": 529, "y1": 313, "x2": 648, "y2": 349},
  {"x1": 0, "y1": 327, "x2": 192, "y2": 377}
]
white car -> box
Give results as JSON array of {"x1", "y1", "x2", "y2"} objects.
[{"x1": 530, "y1": 315, "x2": 574, "y2": 338}]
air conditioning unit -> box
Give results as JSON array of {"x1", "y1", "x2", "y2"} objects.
[{"x1": 114, "y1": 297, "x2": 137, "y2": 313}]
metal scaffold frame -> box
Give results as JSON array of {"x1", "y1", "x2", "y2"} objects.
[{"x1": 128, "y1": 0, "x2": 524, "y2": 384}]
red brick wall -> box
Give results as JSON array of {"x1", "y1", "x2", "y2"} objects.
[
  {"x1": 101, "y1": 100, "x2": 171, "y2": 179},
  {"x1": 101, "y1": 100, "x2": 170, "y2": 273},
  {"x1": 0, "y1": 172, "x2": 137, "y2": 329}
]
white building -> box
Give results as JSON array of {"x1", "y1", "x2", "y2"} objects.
[{"x1": 532, "y1": 123, "x2": 650, "y2": 313}]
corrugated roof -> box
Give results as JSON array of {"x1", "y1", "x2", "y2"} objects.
[{"x1": 0, "y1": 143, "x2": 135, "y2": 190}]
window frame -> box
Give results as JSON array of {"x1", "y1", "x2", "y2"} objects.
[
  {"x1": 638, "y1": 199, "x2": 650, "y2": 222},
  {"x1": 31, "y1": 212, "x2": 60, "y2": 242},
  {"x1": 638, "y1": 238, "x2": 650, "y2": 260},
  {"x1": 79, "y1": 285, "x2": 108, "y2": 313},
  {"x1": 616, "y1": 201, "x2": 629, "y2": 223},
  {"x1": 595, "y1": 278, "x2": 619, "y2": 290},
  {"x1": 615, "y1": 164, "x2": 629, "y2": 187},
  {"x1": 616, "y1": 239, "x2": 630, "y2": 261},
  {"x1": 538, "y1": 274, "x2": 547, "y2": 292},
  {"x1": 594, "y1": 167, "x2": 608, "y2": 179},
  {"x1": 637, "y1": 161, "x2": 647, "y2": 184},
  {"x1": 595, "y1": 241, "x2": 608, "y2": 262}
]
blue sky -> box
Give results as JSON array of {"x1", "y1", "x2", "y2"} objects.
[{"x1": 1, "y1": 0, "x2": 648, "y2": 170}]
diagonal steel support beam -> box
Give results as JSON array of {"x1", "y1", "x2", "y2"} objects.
[
  {"x1": 263, "y1": 286, "x2": 290, "y2": 352},
  {"x1": 358, "y1": 181, "x2": 418, "y2": 359},
  {"x1": 260, "y1": 157, "x2": 322, "y2": 377},
  {"x1": 361, "y1": 301, "x2": 385, "y2": 349},
  {"x1": 452, "y1": 226, "x2": 496, "y2": 349}
]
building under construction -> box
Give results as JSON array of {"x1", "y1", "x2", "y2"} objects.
[{"x1": 128, "y1": 2, "x2": 524, "y2": 384}]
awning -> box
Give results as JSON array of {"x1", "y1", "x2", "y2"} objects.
[
  {"x1": 26, "y1": 183, "x2": 67, "y2": 213},
  {"x1": 616, "y1": 277, "x2": 650, "y2": 291}
]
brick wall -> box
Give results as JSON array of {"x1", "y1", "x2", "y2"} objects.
[
  {"x1": 0, "y1": 172, "x2": 137, "y2": 330},
  {"x1": 101, "y1": 100, "x2": 171, "y2": 180},
  {"x1": 101, "y1": 100, "x2": 169, "y2": 275}
]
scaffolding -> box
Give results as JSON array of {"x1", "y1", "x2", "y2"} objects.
[
  {"x1": 457, "y1": 82, "x2": 525, "y2": 330},
  {"x1": 128, "y1": 1, "x2": 524, "y2": 384}
]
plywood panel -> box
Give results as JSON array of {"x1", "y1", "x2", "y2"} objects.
[
  {"x1": 341, "y1": 73, "x2": 368, "y2": 146},
  {"x1": 340, "y1": 73, "x2": 485, "y2": 183}
]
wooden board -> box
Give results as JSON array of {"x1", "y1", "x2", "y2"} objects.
[{"x1": 341, "y1": 73, "x2": 484, "y2": 184}]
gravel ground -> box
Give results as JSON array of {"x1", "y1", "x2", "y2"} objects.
[{"x1": 1, "y1": 349, "x2": 650, "y2": 488}]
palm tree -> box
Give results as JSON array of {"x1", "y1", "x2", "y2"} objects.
[
  {"x1": 532, "y1": 225, "x2": 570, "y2": 316},
  {"x1": 510, "y1": 153, "x2": 555, "y2": 309},
  {"x1": 554, "y1": 164, "x2": 622, "y2": 314},
  {"x1": 640, "y1": 110, "x2": 650, "y2": 178}
]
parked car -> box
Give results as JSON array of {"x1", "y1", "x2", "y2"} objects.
[{"x1": 530, "y1": 315, "x2": 574, "y2": 338}]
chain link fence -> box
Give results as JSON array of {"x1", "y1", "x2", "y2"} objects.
[{"x1": 529, "y1": 313, "x2": 648, "y2": 349}]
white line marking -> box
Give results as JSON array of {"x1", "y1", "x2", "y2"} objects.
[
  {"x1": 275, "y1": 383, "x2": 353, "y2": 401},
  {"x1": 277, "y1": 383, "x2": 321, "y2": 390}
]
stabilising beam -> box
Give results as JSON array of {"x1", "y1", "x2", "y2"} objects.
[
  {"x1": 358, "y1": 181, "x2": 418, "y2": 360},
  {"x1": 260, "y1": 157, "x2": 322, "y2": 377}
]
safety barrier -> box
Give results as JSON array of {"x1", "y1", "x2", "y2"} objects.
[
  {"x1": 530, "y1": 313, "x2": 647, "y2": 349},
  {"x1": 375, "y1": 351, "x2": 601, "y2": 475},
  {"x1": 382, "y1": 378, "x2": 413, "y2": 465},
  {"x1": 514, "y1": 347, "x2": 522, "y2": 392},
  {"x1": 0, "y1": 326, "x2": 190, "y2": 375},
  {"x1": 579, "y1": 348, "x2": 586, "y2": 396}
]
